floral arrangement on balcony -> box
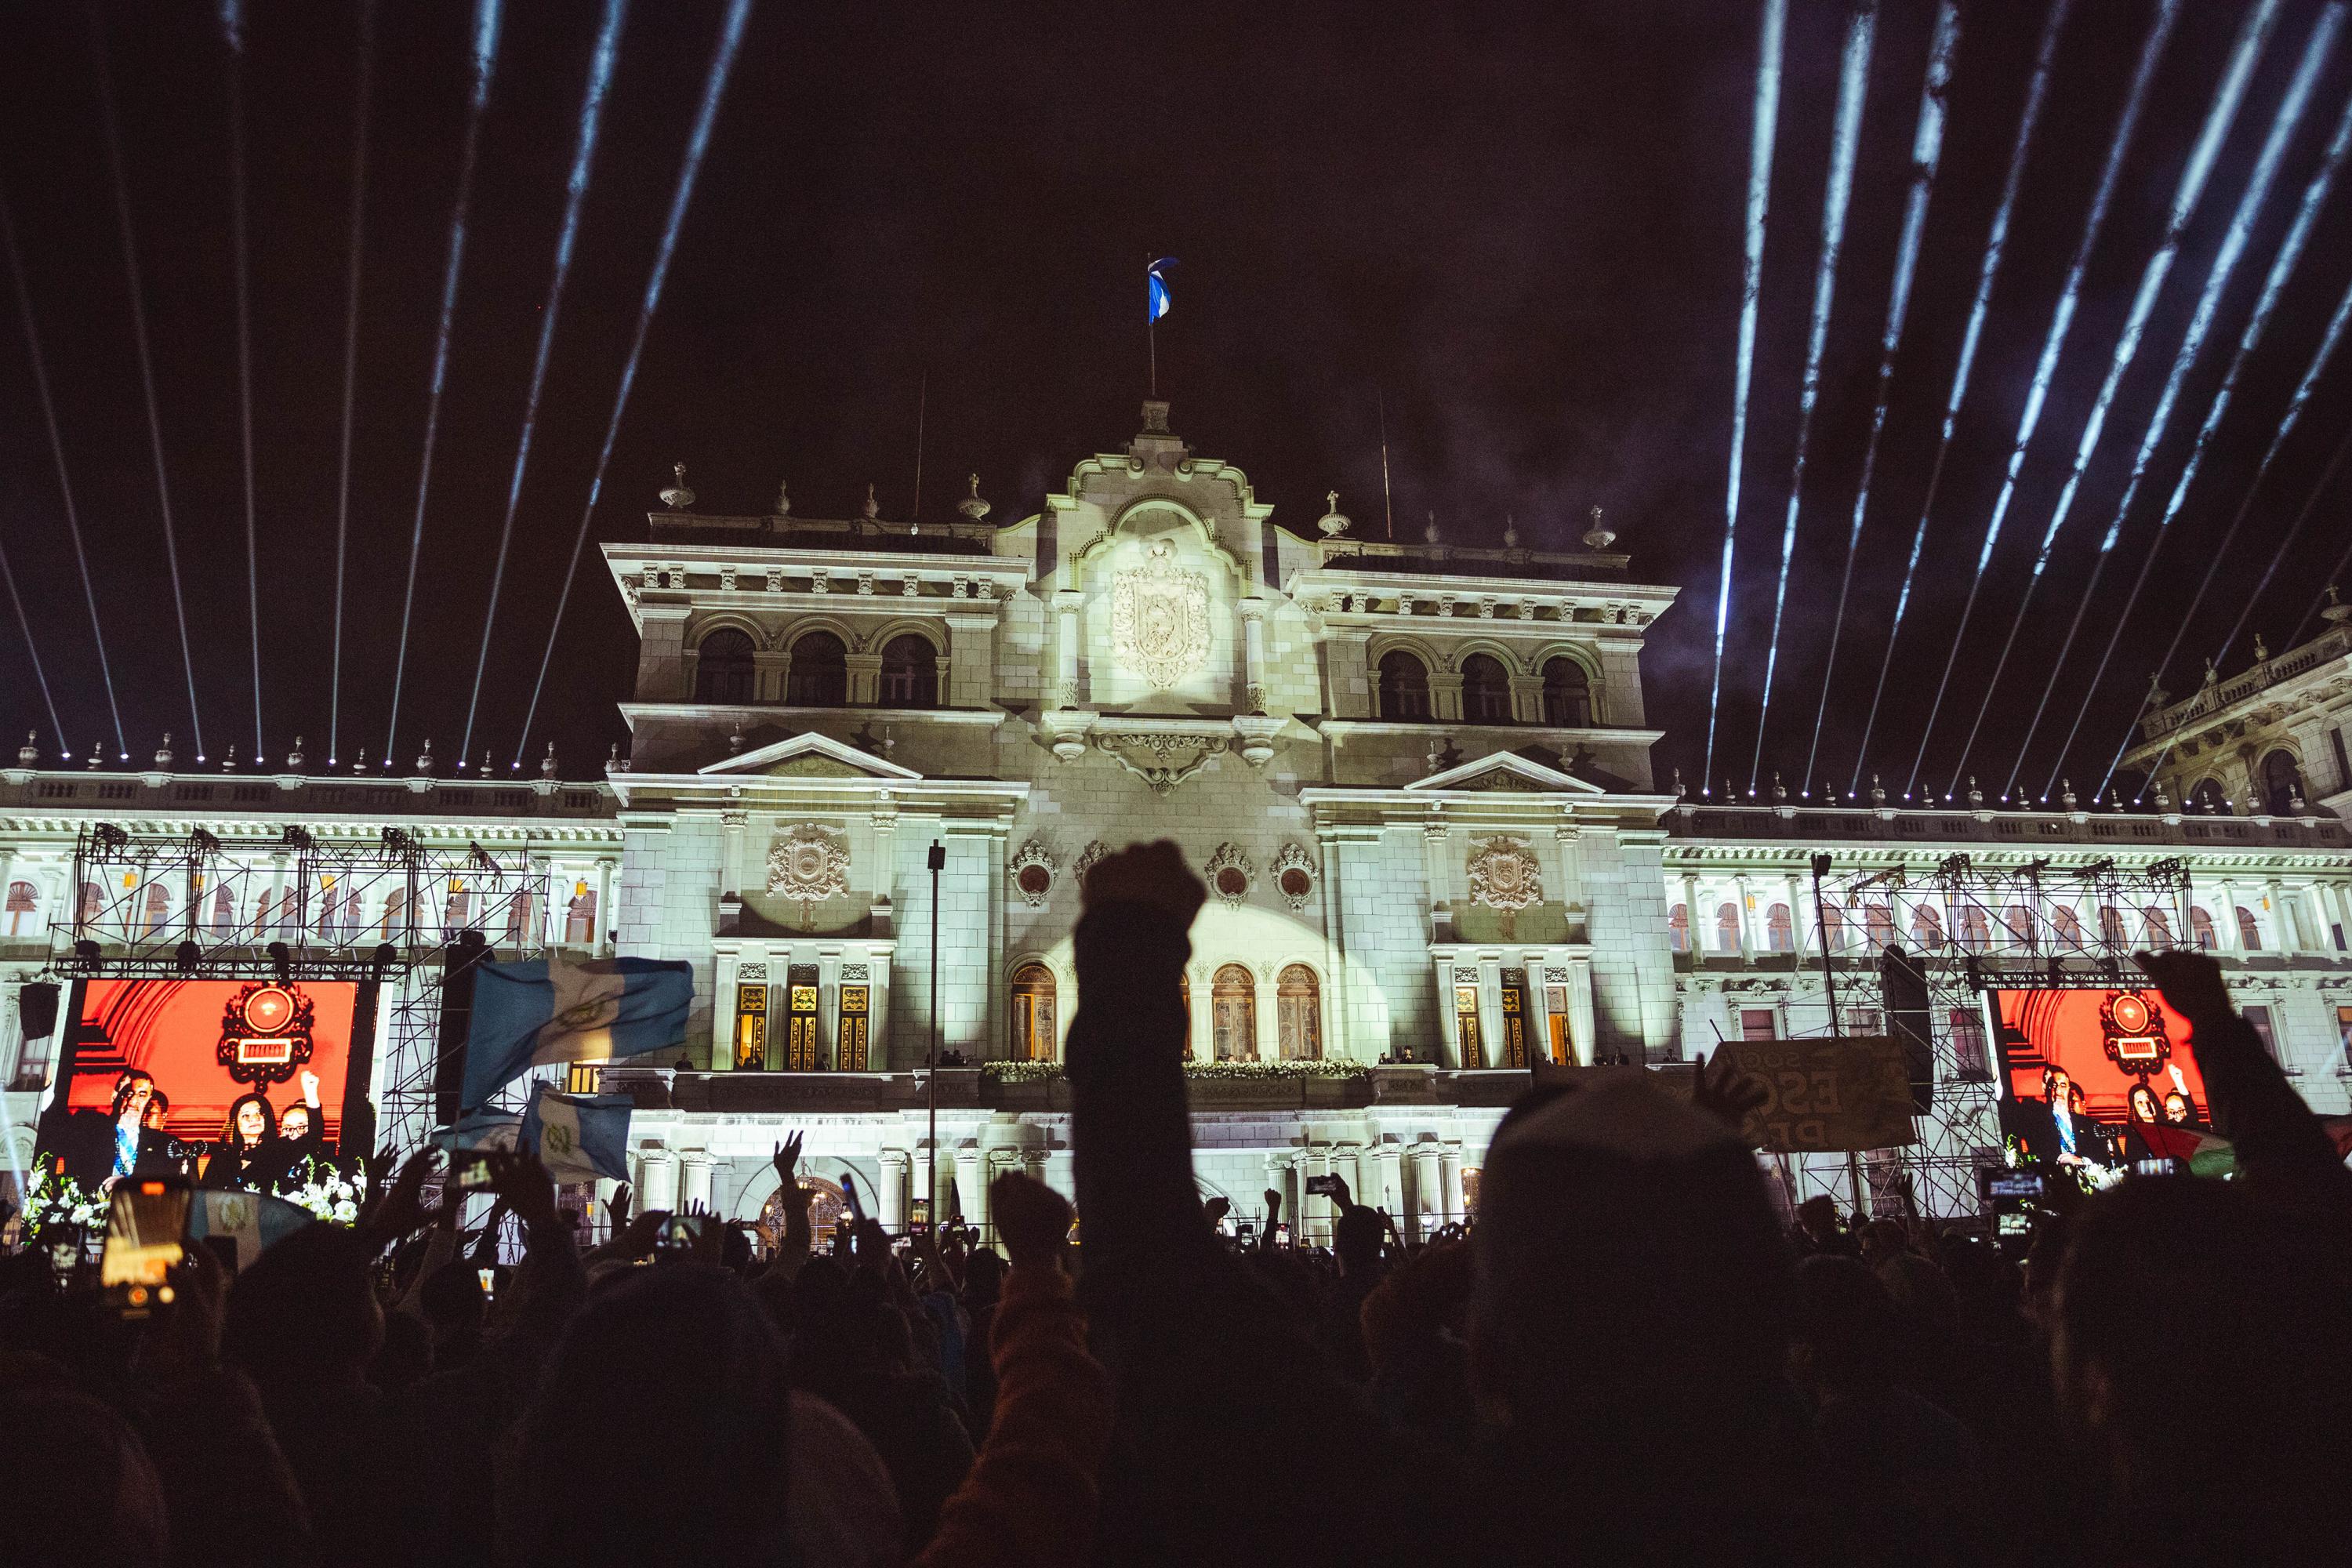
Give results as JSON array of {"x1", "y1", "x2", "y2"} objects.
[{"x1": 981, "y1": 1058, "x2": 1370, "y2": 1083}]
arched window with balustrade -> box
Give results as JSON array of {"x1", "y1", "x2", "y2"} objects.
[
  {"x1": 1211, "y1": 964, "x2": 1258, "y2": 1060},
  {"x1": 694, "y1": 628, "x2": 757, "y2": 703},
  {"x1": 1715, "y1": 902, "x2": 1742, "y2": 954},
  {"x1": 2236, "y1": 906, "x2": 2263, "y2": 951},
  {"x1": 1541, "y1": 657, "x2": 1592, "y2": 726},
  {"x1": 1377, "y1": 650, "x2": 1431, "y2": 720},
  {"x1": 2190, "y1": 907, "x2": 2218, "y2": 950},
  {"x1": 1276, "y1": 964, "x2": 1321, "y2": 1059},
  {"x1": 1012, "y1": 963, "x2": 1058, "y2": 1061},
  {"x1": 2260, "y1": 750, "x2": 2303, "y2": 815},
  {"x1": 1460, "y1": 654, "x2": 1512, "y2": 723},
  {"x1": 4, "y1": 881, "x2": 35, "y2": 938},
  {"x1": 786, "y1": 630, "x2": 848, "y2": 706},
  {"x1": 2189, "y1": 778, "x2": 2231, "y2": 815},
  {"x1": 1766, "y1": 903, "x2": 1794, "y2": 953},
  {"x1": 1668, "y1": 903, "x2": 1690, "y2": 953},
  {"x1": 880, "y1": 633, "x2": 940, "y2": 708}
]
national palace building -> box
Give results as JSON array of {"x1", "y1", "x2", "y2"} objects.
[{"x1": 5, "y1": 401, "x2": 2352, "y2": 1233}]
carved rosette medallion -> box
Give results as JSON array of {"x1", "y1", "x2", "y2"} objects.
[
  {"x1": 1272, "y1": 842, "x2": 1317, "y2": 910},
  {"x1": 768, "y1": 824, "x2": 849, "y2": 906},
  {"x1": 1010, "y1": 840, "x2": 1058, "y2": 907},
  {"x1": 1467, "y1": 836, "x2": 1543, "y2": 913},
  {"x1": 1110, "y1": 541, "x2": 1210, "y2": 691},
  {"x1": 1204, "y1": 842, "x2": 1254, "y2": 907}
]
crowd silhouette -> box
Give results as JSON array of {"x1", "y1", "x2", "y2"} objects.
[{"x1": 2, "y1": 840, "x2": 2347, "y2": 1565}]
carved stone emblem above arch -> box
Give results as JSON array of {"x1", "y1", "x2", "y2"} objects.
[
  {"x1": 1110, "y1": 541, "x2": 1212, "y2": 691},
  {"x1": 767, "y1": 824, "x2": 849, "y2": 903},
  {"x1": 1467, "y1": 835, "x2": 1542, "y2": 913}
]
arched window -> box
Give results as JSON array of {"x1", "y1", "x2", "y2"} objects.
[
  {"x1": 1819, "y1": 902, "x2": 1847, "y2": 953},
  {"x1": 567, "y1": 885, "x2": 598, "y2": 945},
  {"x1": 4, "y1": 880, "x2": 35, "y2": 938},
  {"x1": 694, "y1": 628, "x2": 757, "y2": 704},
  {"x1": 382, "y1": 889, "x2": 412, "y2": 939},
  {"x1": 1864, "y1": 902, "x2": 1895, "y2": 949},
  {"x1": 78, "y1": 881, "x2": 103, "y2": 927},
  {"x1": 1377, "y1": 650, "x2": 1431, "y2": 720},
  {"x1": 2143, "y1": 906, "x2": 2174, "y2": 947},
  {"x1": 1668, "y1": 903, "x2": 1690, "y2": 953},
  {"x1": 1956, "y1": 907, "x2": 1990, "y2": 954},
  {"x1": 339, "y1": 887, "x2": 364, "y2": 935},
  {"x1": 879, "y1": 634, "x2": 939, "y2": 708},
  {"x1": 1460, "y1": 654, "x2": 1512, "y2": 723},
  {"x1": 1210, "y1": 964, "x2": 1258, "y2": 1060},
  {"x1": 1011, "y1": 963, "x2": 1057, "y2": 1062},
  {"x1": 2004, "y1": 905, "x2": 2036, "y2": 951},
  {"x1": 786, "y1": 631, "x2": 848, "y2": 706},
  {"x1": 1765, "y1": 902, "x2": 1793, "y2": 953},
  {"x1": 2261, "y1": 750, "x2": 2303, "y2": 814},
  {"x1": 1541, "y1": 657, "x2": 1592, "y2": 727},
  {"x1": 2189, "y1": 778, "x2": 2231, "y2": 815},
  {"x1": 1714, "y1": 902, "x2": 1742, "y2": 954},
  {"x1": 1911, "y1": 907, "x2": 1944, "y2": 950},
  {"x1": 140, "y1": 880, "x2": 170, "y2": 938},
  {"x1": 505, "y1": 891, "x2": 537, "y2": 947},
  {"x1": 1276, "y1": 964, "x2": 1321, "y2": 1059},
  {"x1": 2051, "y1": 907, "x2": 2084, "y2": 951},
  {"x1": 2099, "y1": 906, "x2": 2127, "y2": 946},
  {"x1": 252, "y1": 887, "x2": 276, "y2": 940},
  {"x1": 2190, "y1": 906, "x2": 2218, "y2": 951},
  {"x1": 209, "y1": 884, "x2": 236, "y2": 938},
  {"x1": 445, "y1": 885, "x2": 472, "y2": 933},
  {"x1": 2235, "y1": 906, "x2": 2263, "y2": 951}
]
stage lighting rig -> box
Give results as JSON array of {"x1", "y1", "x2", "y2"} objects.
[
  {"x1": 280, "y1": 825, "x2": 314, "y2": 851},
  {"x1": 266, "y1": 940, "x2": 292, "y2": 986},
  {"x1": 72, "y1": 938, "x2": 101, "y2": 975},
  {"x1": 382, "y1": 826, "x2": 419, "y2": 857},
  {"x1": 190, "y1": 826, "x2": 222, "y2": 856},
  {"x1": 93, "y1": 822, "x2": 129, "y2": 855}
]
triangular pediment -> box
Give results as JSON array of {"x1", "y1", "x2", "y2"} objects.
[
  {"x1": 697, "y1": 731, "x2": 923, "y2": 781},
  {"x1": 1406, "y1": 750, "x2": 1603, "y2": 794}
]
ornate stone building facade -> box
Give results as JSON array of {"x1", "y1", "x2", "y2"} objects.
[{"x1": 3, "y1": 405, "x2": 2350, "y2": 1236}]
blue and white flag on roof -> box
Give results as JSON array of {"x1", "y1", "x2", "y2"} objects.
[
  {"x1": 520, "y1": 1081, "x2": 633, "y2": 1185},
  {"x1": 1148, "y1": 256, "x2": 1178, "y2": 322},
  {"x1": 460, "y1": 948, "x2": 694, "y2": 1112}
]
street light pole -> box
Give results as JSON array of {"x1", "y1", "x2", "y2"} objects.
[{"x1": 926, "y1": 839, "x2": 944, "y2": 1231}]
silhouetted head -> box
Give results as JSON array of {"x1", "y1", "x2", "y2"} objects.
[
  {"x1": 511, "y1": 1265, "x2": 792, "y2": 1567},
  {"x1": 222, "y1": 1221, "x2": 380, "y2": 1388},
  {"x1": 1471, "y1": 1078, "x2": 1791, "y2": 1443},
  {"x1": 1788, "y1": 1254, "x2": 1900, "y2": 1398}
]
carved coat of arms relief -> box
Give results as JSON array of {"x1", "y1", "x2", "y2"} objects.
[{"x1": 1110, "y1": 540, "x2": 1211, "y2": 691}]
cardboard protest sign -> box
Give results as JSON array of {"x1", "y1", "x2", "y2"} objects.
[{"x1": 1719, "y1": 1036, "x2": 1918, "y2": 1152}]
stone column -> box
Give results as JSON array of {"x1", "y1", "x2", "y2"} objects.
[
  {"x1": 1440, "y1": 1143, "x2": 1465, "y2": 1224},
  {"x1": 637, "y1": 1149, "x2": 680, "y2": 1214},
  {"x1": 1507, "y1": 674, "x2": 1544, "y2": 724},
  {"x1": 1680, "y1": 872, "x2": 1700, "y2": 955},
  {"x1": 1423, "y1": 818, "x2": 1454, "y2": 943},
  {"x1": 946, "y1": 612, "x2": 997, "y2": 709},
  {"x1": 880, "y1": 1149, "x2": 913, "y2": 1233},
  {"x1": 1555, "y1": 824, "x2": 1589, "y2": 938},
  {"x1": 2219, "y1": 880, "x2": 2243, "y2": 951},
  {"x1": 1238, "y1": 598, "x2": 1269, "y2": 711},
  {"x1": 637, "y1": 606, "x2": 691, "y2": 701},
  {"x1": 955, "y1": 1145, "x2": 985, "y2": 1233},
  {"x1": 1263, "y1": 1152, "x2": 1292, "y2": 1237},
  {"x1": 1410, "y1": 1142, "x2": 1443, "y2": 1233},
  {"x1": 1022, "y1": 1147, "x2": 1047, "y2": 1189},
  {"x1": 1428, "y1": 672, "x2": 1465, "y2": 722},
  {"x1": 2267, "y1": 880, "x2": 2303, "y2": 953},
  {"x1": 844, "y1": 653, "x2": 882, "y2": 706},
  {"x1": 1784, "y1": 873, "x2": 1808, "y2": 960},
  {"x1": 985, "y1": 829, "x2": 1009, "y2": 1060},
  {"x1": 1316, "y1": 833, "x2": 1350, "y2": 1058},
  {"x1": 1300, "y1": 1147, "x2": 1332, "y2": 1244},
  {"x1": 1732, "y1": 874, "x2": 1755, "y2": 961},
  {"x1": 1052, "y1": 590, "x2": 1085, "y2": 708},
  {"x1": 679, "y1": 1151, "x2": 716, "y2": 1214},
  {"x1": 1327, "y1": 630, "x2": 1373, "y2": 719},
  {"x1": 1374, "y1": 1142, "x2": 1403, "y2": 1218}
]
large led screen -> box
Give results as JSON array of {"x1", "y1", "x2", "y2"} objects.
[
  {"x1": 1990, "y1": 987, "x2": 2209, "y2": 1172},
  {"x1": 34, "y1": 978, "x2": 370, "y2": 1192}
]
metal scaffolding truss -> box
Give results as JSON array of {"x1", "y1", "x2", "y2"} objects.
[
  {"x1": 1811, "y1": 852, "x2": 2194, "y2": 1221},
  {"x1": 58, "y1": 822, "x2": 555, "y2": 1155}
]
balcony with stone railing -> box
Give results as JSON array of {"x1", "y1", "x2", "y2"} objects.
[{"x1": 2136, "y1": 620, "x2": 2351, "y2": 742}]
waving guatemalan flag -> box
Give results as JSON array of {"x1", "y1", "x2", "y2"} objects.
[
  {"x1": 1149, "y1": 256, "x2": 1178, "y2": 321},
  {"x1": 520, "y1": 1080, "x2": 634, "y2": 1185},
  {"x1": 460, "y1": 947, "x2": 694, "y2": 1112}
]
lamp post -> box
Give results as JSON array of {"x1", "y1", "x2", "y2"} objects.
[{"x1": 926, "y1": 839, "x2": 944, "y2": 1231}]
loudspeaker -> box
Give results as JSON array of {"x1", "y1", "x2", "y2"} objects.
[
  {"x1": 433, "y1": 931, "x2": 489, "y2": 1126},
  {"x1": 17, "y1": 981, "x2": 58, "y2": 1040},
  {"x1": 1878, "y1": 944, "x2": 1935, "y2": 1113}
]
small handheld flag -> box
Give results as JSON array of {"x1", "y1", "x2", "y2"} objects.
[{"x1": 1148, "y1": 256, "x2": 1177, "y2": 322}]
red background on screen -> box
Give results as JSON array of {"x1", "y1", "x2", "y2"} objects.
[{"x1": 65, "y1": 978, "x2": 358, "y2": 1144}]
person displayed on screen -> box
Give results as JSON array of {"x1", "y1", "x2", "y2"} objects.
[
  {"x1": 140, "y1": 1088, "x2": 199, "y2": 1178},
  {"x1": 45, "y1": 1068, "x2": 180, "y2": 1192},
  {"x1": 2163, "y1": 1091, "x2": 2195, "y2": 1126},
  {"x1": 2022, "y1": 1066, "x2": 2111, "y2": 1174},
  {"x1": 271, "y1": 1071, "x2": 328, "y2": 1192},
  {"x1": 2122, "y1": 1081, "x2": 2167, "y2": 1164},
  {"x1": 2128, "y1": 1083, "x2": 2161, "y2": 1125},
  {"x1": 207, "y1": 1091, "x2": 289, "y2": 1191}
]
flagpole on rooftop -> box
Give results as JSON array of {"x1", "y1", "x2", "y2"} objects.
[{"x1": 1146, "y1": 252, "x2": 1156, "y2": 397}]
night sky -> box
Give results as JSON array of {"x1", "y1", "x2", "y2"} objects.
[{"x1": 2, "y1": 0, "x2": 2348, "y2": 803}]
